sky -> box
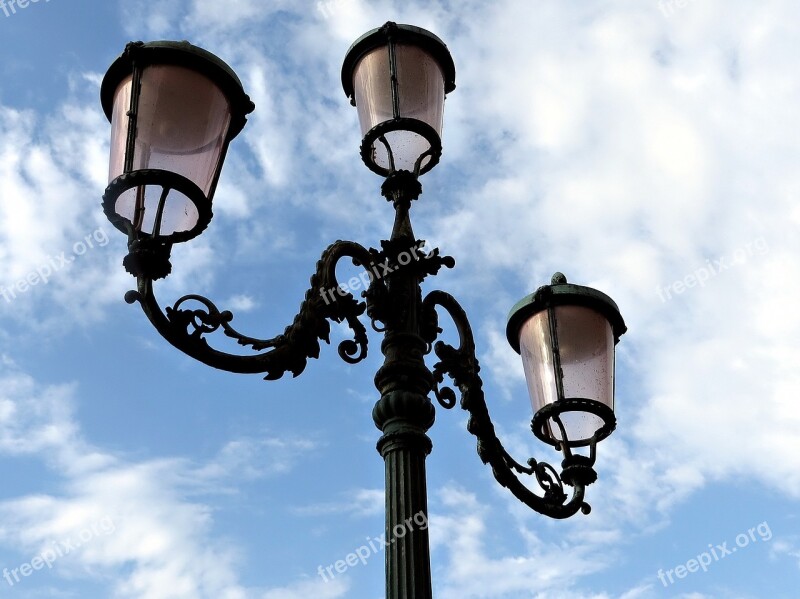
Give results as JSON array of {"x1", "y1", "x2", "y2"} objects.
[{"x1": 0, "y1": 0, "x2": 798, "y2": 597}]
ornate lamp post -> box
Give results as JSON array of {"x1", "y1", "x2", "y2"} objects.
[{"x1": 100, "y1": 22, "x2": 626, "y2": 599}]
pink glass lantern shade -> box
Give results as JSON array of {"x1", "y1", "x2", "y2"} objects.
[
  {"x1": 101, "y1": 41, "x2": 254, "y2": 245},
  {"x1": 506, "y1": 273, "x2": 627, "y2": 449},
  {"x1": 342, "y1": 22, "x2": 456, "y2": 177}
]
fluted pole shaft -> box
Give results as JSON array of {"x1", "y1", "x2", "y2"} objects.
[
  {"x1": 375, "y1": 386, "x2": 434, "y2": 599},
  {"x1": 372, "y1": 172, "x2": 435, "y2": 599}
]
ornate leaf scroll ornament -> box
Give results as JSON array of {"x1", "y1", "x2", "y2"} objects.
[{"x1": 125, "y1": 240, "x2": 374, "y2": 380}]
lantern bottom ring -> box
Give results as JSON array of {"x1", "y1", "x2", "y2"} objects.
[
  {"x1": 360, "y1": 117, "x2": 442, "y2": 177},
  {"x1": 531, "y1": 398, "x2": 616, "y2": 449},
  {"x1": 103, "y1": 169, "x2": 212, "y2": 243}
]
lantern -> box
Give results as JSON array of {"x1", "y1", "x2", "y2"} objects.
[
  {"x1": 342, "y1": 22, "x2": 456, "y2": 177},
  {"x1": 100, "y1": 40, "x2": 254, "y2": 277},
  {"x1": 507, "y1": 273, "x2": 627, "y2": 450}
]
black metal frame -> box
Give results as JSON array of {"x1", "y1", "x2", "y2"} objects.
[
  {"x1": 360, "y1": 117, "x2": 443, "y2": 177},
  {"x1": 506, "y1": 273, "x2": 627, "y2": 352},
  {"x1": 341, "y1": 22, "x2": 457, "y2": 102},
  {"x1": 101, "y1": 40, "x2": 255, "y2": 140},
  {"x1": 102, "y1": 169, "x2": 211, "y2": 241},
  {"x1": 122, "y1": 169, "x2": 608, "y2": 515}
]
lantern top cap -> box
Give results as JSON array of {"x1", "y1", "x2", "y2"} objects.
[
  {"x1": 506, "y1": 272, "x2": 627, "y2": 353},
  {"x1": 100, "y1": 40, "x2": 255, "y2": 138},
  {"x1": 341, "y1": 21, "x2": 457, "y2": 103}
]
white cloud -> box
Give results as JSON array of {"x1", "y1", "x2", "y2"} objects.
[
  {"x1": 222, "y1": 294, "x2": 259, "y2": 313},
  {"x1": 259, "y1": 576, "x2": 348, "y2": 599},
  {"x1": 292, "y1": 488, "x2": 384, "y2": 517},
  {"x1": 430, "y1": 485, "x2": 614, "y2": 599},
  {"x1": 0, "y1": 357, "x2": 323, "y2": 598},
  {"x1": 195, "y1": 435, "x2": 318, "y2": 481}
]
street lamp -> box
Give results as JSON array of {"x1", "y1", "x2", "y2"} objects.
[
  {"x1": 100, "y1": 40, "x2": 255, "y2": 279},
  {"x1": 100, "y1": 23, "x2": 626, "y2": 599},
  {"x1": 506, "y1": 272, "x2": 626, "y2": 487}
]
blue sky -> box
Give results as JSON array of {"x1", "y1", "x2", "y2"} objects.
[{"x1": 0, "y1": 0, "x2": 798, "y2": 597}]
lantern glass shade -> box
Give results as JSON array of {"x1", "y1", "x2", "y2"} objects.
[
  {"x1": 506, "y1": 273, "x2": 626, "y2": 449},
  {"x1": 107, "y1": 75, "x2": 132, "y2": 182},
  {"x1": 342, "y1": 22, "x2": 456, "y2": 177},
  {"x1": 101, "y1": 41, "x2": 254, "y2": 246},
  {"x1": 107, "y1": 65, "x2": 232, "y2": 237},
  {"x1": 518, "y1": 306, "x2": 615, "y2": 444},
  {"x1": 351, "y1": 44, "x2": 446, "y2": 173}
]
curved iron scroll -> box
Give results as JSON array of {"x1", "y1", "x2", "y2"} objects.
[
  {"x1": 125, "y1": 240, "x2": 374, "y2": 380},
  {"x1": 421, "y1": 290, "x2": 591, "y2": 518}
]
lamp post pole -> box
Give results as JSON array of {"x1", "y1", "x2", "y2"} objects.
[
  {"x1": 99, "y1": 23, "x2": 627, "y2": 599},
  {"x1": 372, "y1": 173, "x2": 437, "y2": 598}
]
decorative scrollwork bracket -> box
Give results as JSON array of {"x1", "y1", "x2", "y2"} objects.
[
  {"x1": 125, "y1": 239, "x2": 379, "y2": 379},
  {"x1": 422, "y1": 290, "x2": 594, "y2": 518}
]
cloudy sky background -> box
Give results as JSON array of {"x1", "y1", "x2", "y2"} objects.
[{"x1": 0, "y1": 0, "x2": 798, "y2": 597}]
